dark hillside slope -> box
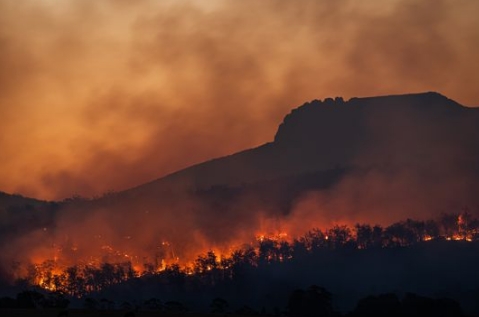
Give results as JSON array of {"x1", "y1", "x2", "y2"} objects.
[
  {"x1": 96, "y1": 92, "x2": 479, "y2": 224},
  {"x1": 125, "y1": 92, "x2": 479, "y2": 198},
  {"x1": 2, "y1": 92, "x2": 479, "y2": 272},
  {"x1": 59, "y1": 92, "x2": 479, "y2": 247}
]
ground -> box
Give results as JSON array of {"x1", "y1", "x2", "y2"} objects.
[{"x1": 0, "y1": 309, "x2": 247, "y2": 317}]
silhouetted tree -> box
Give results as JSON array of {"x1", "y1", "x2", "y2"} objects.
[
  {"x1": 291, "y1": 238, "x2": 309, "y2": 259},
  {"x1": 404, "y1": 219, "x2": 426, "y2": 242},
  {"x1": 44, "y1": 291, "x2": 69, "y2": 308},
  {"x1": 164, "y1": 300, "x2": 186, "y2": 312},
  {"x1": 236, "y1": 305, "x2": 258, "y2": 315},
  {"x1": 384, "y1": 222, "x2": 416, "y2": 247},
  {"x1": 439, "y1": 213, "x2": 459, "y2": 238},
  {"x1": 306, "y1": 228, "x2": 328, "y2": 251},
  {"x1": 355, "y1": 224, "x2": 373, "y2": 249},
  {"x1": 120, "y1": 300, "x2": 133, "y2": 311},
  {"x1": 194, "y1": 251, "x2": 218, "y2": 273},
  {"x1": 165, "y1": 263, "x2": 185, "y2": 289},
  {"x1": 402, "y1": 293, "x2": 465, "y2": 317},
  {"x1": 458, "y1": 209, "x2": 478, "y2": 240},
  {"x1": 100, "y1": 263, "x2": 115, "y2": 288},
  {"x1": 65, "y1": 266, "x2": 83, "y2": 296},
  {"x1": 424, "y1": 220, "x2": 440, "y2": 239},
  {"x1": 278, "y1": 241, "x2": 292, "y2": 261},
  {"x1": 143, "y1": 297, "x2": 162, "y2": 310},
  {"x1": 16, "y1": 290, "x2": 45, "y2": 308},
  {"x1": 231, "y1": 248, "x2": 256, "y2": 281},
  {"x1": 100, "y1": 297, "x2": 115, "y2": 310},
  {"x1": 371, "y1": 225, "x2": 384, "y2": 248},
  {"x1": 210, "y1": 297, "x2": 229, "y2": 314},
  {"x1": 220, "y1": 256, "x2": 234, "y2": 279},
  {"x1": 83, "y1": 297, "x2": 99, "y2": 310},
  {"x1": 287, "y1": 285, "x2": 334, "y2": 317},
  {"x1": 258, "y1": 238, "x2": 277, "y2": 265},
  {"x1": 351, "y1": 293, "x2": 401, "y2": 317},
  {"x1": 327, "y1": 225, "x2": 354, "y2": 249}
]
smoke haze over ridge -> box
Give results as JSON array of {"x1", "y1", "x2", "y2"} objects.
[
  {"x1": 1, "y1": 0, "x2": 478, "y2": 200},
  {"x1": 1, "y1": 91, "x2": 479, "y2": 286}
]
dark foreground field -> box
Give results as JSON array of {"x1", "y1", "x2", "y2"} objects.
[{"x1": 0, "y1": 309, "x2": 248, "y2": 317}]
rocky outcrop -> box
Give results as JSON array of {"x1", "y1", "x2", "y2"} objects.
[{"x1": 124, "y1": 92, "x2": 479, "y2": 196}]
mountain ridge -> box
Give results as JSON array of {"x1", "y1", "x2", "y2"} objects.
[
  {"x1": 2, "y1": 91, "x2": 479, "y2": 284},
  {"x1": 2, "y1": 91, "x2": 478, "y2": 208},
  {"x1": 122, "y1": 91, "x2": 478, "y2": 199}
]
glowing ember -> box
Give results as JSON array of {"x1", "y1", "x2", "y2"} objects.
[{"x1": 11, "y1": 212, "x2": 477, "y2": 295}]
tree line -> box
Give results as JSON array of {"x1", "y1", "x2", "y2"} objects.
[
  {"x1": 14, "y1": 211, "x2": 479, "y2": 297},
  {"x1": 0, "y1": 286, "x2": 468, "y2": 317}
]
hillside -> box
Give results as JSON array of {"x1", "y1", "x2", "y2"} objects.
[
  {"x1": 1, "y1": 92, "x2": 479, "y2": 280},
  {"x1": 42, "y1": 91, "x2": 477, "y2": 252},
  {"x1": 123, "y1": 92, "x2": 479, "y2": 197},
  {"x1": 84, "y1": 92, "x2": 479, "y2": 229}
]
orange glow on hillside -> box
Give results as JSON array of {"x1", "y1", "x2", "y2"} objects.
[{"x1": 11, "y1": 211, "x2": 476, "y2": 295}]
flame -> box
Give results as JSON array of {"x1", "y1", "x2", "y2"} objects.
[{"x1": 12, "y1": 212, "x2": 477, "y2": 295}]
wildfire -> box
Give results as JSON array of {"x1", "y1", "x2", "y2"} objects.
[
  {"x1": 13, "y1": 212, "x2": 478, "y2": 295},
  {"x1": 256, "y1": 231, "x2": 289, "y2": 242}
]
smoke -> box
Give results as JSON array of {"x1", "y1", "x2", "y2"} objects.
[
  {"x1": 1, "y1": 0, "x2": 479, "y2": 282},
  {"x1": 282, "y1": 97, "x2": 479, "y2": 234},
  {"x1": 284, "y1": 168, "x2": 479, "y2": 238},
  {"x1": 0, "y1": 0, "x2": 478, "y2": 200}
]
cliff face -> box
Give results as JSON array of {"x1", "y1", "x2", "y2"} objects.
[
  {"x1": 4, "y1": 92, "x2": 478, "y2": 214},
  {"x1": 272, "y1": 92, "x2": 479, "y2": 173},
  {"x1": 70, "y1": 92, "x2": 479, "y2": 247},
  {"x1": 116, "y1": 92, "x2": 479, "y2": 215},
  {"x1": 274, "y1": 92, "x2": 464, "y2": 145}
]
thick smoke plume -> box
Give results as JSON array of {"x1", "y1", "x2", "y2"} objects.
[
  {"x1": 0, "y1": 0, "x2": 478, "y2": 200},
  {"x1": 1, "y1": 0, "x2": 479, "y2": 285},
  {"x1": 3, "y1": 93, "x2": 479, "y2": 282}
]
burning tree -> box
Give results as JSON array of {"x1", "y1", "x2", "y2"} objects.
[{"x1": 10, "y1": 210, "x2": 479, "y2": 296}]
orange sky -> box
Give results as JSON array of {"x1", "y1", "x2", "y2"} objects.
[{"x1": 1, "y1": 0, "x2": 478, "y2": 200}]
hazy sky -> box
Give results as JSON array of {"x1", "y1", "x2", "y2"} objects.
[{"x1": 1, "y1": 0, "x2": 478, "y2": 200}]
